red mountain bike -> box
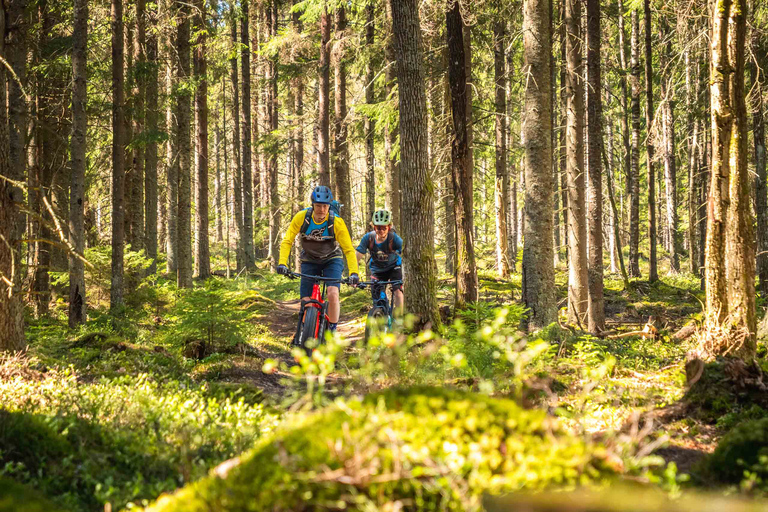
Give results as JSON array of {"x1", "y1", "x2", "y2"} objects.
[{"x1": 284, "y1": 271, "x2": 350, "y2": 355}]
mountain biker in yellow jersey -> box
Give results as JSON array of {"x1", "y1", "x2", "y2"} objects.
[
  {"x1": 276, "y1": 186, "x2": 359, "y2": 334},
  {"x1": 355, "y1": 209, "x2": 404, "y2": 316}
]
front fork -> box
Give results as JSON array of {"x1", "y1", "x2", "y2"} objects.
[{"x1": 294, "y1": 298, "x2": 329, "y2": 346}]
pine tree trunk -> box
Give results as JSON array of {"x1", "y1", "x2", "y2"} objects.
[
  {"x1": 7, "y1": 0, "x2": 27, "y2": 254},
  {"x1": 565, "y1": 0, "x2": 587, "y2": 323},
  {"x1": 215, "y1": 127, "x2": 223, "y2": 243},
  {"x1": 145, "y1": 0, "x2": 159, "y2": 274},
  {"x1": 194, "y1": 0, "x2": 210, "y2": 279},
  {"x1": 240, "y1": 0, "x2": 255, "y2": 270},
  {"x1": 229, "y1": 11, "x2": 244, "y2": 272},
  {"x1": 724, "y1": 0, "x2": 756, "y2": 354},
  {"x1": 389, "y1": 0, "x2": 440, "y2": 329},
  {"x1": 447, "y1": 2, "x2": 478, "y2": 308},
  {"x1": 0, "y1": 3, "x2": 26, "y2": 350},
  {"x1": 165, "y1": 0, "x2": 179, "y2": 273},
  {"x1": 559, "y1": 2, "x2": 568, "y2": 266},
  {"x1": 751, "y1": 31, "x2": 768, "y2": 297},
  {"x1": 384, "y1": 3, "x2": 401, "y2": 228},
  {"x1": 617, "y1": 0, "x2": 630, "y2": 263},
  {"x1": 660, "y1": 17, "x2": 679, "y2": 274},
  {"x1": 586, "y1": 0, "x2": 604, "y2": 333},
  {"x1": 628, "y1": 9, "x2": 641, "y2": 278},
  {"x1": 318, "y1": 4, "x2": 331, "y2": 187},
  {"x1": 111, "y1": 0, "x2": 126, "y2": 309},
  {"x1": 522, "y1": 0, "x2": 556, "y2": 330},
  {"x1": 69, "y1": 0, "x2": 87, "y2": 327},
  {"x1": 643, "y1": 0, "x2": 657, "y2": 281},
  {"x1": 494, "y1": 19, "x2": 511, "y2": 279},
  {"x1": 267, "y1": 0, "x2": 279, "y2": 267},
  {"x1": 332, "y1": 6, "x2": 351, "y2": 234},
  {"x1": 131, "y1": 0, "x2": 146, "y2": 253},
  {"x1": 507, "y1": 49, "x2": 517, "y2": 272},
  {"x1": 176, "y1": 0, "x2": 193, "y2": 288},
  {"x1": 365, "y1": 2, "x2": 376, "y2": 226}
]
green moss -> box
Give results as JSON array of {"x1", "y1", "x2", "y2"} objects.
[
  {"x1": 703, "y1": 417, "x2": 768, "y2": 486},
  {"x1": 145, "y1": 387, "x2": 616, "y2": 512},
  {"x1": 0, "y1": 478, "x2": 64, "y2": 512}
]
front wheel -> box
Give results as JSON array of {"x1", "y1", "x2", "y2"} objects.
[
  {"x1": 298, "y1": 306, "x2": 320, "y2": 356},
  {"x1": 364, "y1": 306, "x2": 390, "y2": 345}
]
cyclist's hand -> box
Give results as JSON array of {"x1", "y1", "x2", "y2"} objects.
[
  {"x1": 276, "y1": 264, "x2": 289, "y2": 276},
  {"x1": 349, "y1": 273, "x2": 360, "y2": 287}
]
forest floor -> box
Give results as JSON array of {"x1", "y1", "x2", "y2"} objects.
[{"x1": 4, "y1": 253, "x2": 768, "y2": 511}]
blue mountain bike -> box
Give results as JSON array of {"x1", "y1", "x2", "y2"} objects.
[{"x1": 357, "y1": 279, "x2": 403, "y2": 344}]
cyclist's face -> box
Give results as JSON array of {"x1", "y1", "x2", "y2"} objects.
[
  {"x1": 374, "y1": 225, "x2": 389, "y2": 235},
  {"x1": 313, "y1": 203, "x2": 330, "y2": 218}
]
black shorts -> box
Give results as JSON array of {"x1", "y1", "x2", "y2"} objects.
[{"x1": 370, "y1": 266, "x2": 403, "y2": 301}]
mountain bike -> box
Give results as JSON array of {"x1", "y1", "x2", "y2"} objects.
[
  {"x1": 284, "y1": 271, "x2": 350, "y2": 356},
  {"x1": 357, "y1": 279, "x2": 403, "y2": 344}
]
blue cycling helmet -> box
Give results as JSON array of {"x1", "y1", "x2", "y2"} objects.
[{"x1": 310, "y1": 185, "x2": 333, "y2": 204}]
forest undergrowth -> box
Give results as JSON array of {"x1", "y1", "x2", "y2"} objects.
[{"x1": 2, "y1": 249, "x2": 768, "y2": 511}]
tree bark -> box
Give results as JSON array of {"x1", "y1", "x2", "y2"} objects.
[
  {"x1": 131, "y1": 0, "x2": 146, "y2": 253},
  {"x1": 389, "y1": 0, "x2": 440, "y2": 329},
  {"x1": 194, "y1": 0, "x2": 210, "y2": 279},
  {"x1": 332, "y1": 5, "x2": 351, "y2": 235},
  {"x1": 447, "y1": 2, "x2": 478, "y2": 308},
  {"x1": 111, "y1": 0, "x2": 126, "y2": 309},
  {"x1": 229, "y1": 8, "x2": 244, "y2": 271},
  {"x1": 69, "y1": 0, "x2": 87, "y2": 326},
  {"x1": 660, "y1": 16, "x2": 679, "y2": 273},
  {"x1": 240, "y1": 0, "x2": 255, "y2": 270},
  {"x1": 0, "y1": 2, "x2": 26, "y2": 350},
  {"x1": 267, "y1": 0, "x2": 279, "y2": 267},
  {"x1": 643, "y1": 0, "x2": 658, "y2": 281},
  {"x1": 751, "y1": 29, "x2": 768, "y2": 297},
  {"x1": 384, "y1": 3, "x2": 401, "y2": 228},
  {"x1": 318, "y1": 4, "x2": 331, "y2": 187},
  {"x1": 176, "y1": 0, "x2": 193, "y2": 288},
  {"x1": 628, "y1": 9, "x2": 641, "y2": 278},
  {"x1": 565, "y1": 0, "x2": 587, "y2": 323},
  {"x1": 365, "y1": 2, "x2": 376, "y2": 227},
  {"x1": 586, "y1": 0, "x2": 604, "y2": 333},
  {"x1": 6, "y1": 0, "x2": 27, "y2": 256},
  {"x1": 522, "y1": 0, "x2": 556, "y2": 330},
  {"x1": 494, "y1": 18, "x2": 511, "y2": 278},
  {"x1": 145, "y1": 0, "x2": 159, "y2": 274}
]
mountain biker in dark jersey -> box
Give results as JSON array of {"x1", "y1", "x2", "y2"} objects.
[
  {"x1": 355, "y1": 209, "x2": 404, "y2": 316},
  {"x1": 276, "y1": 186, "x2": 359, "y2": 333}
]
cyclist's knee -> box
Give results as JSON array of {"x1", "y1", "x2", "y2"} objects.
[{"x1": 327, "y1": 287, "x2": 340, "y2": 302}]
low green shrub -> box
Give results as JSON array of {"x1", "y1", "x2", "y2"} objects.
[
  {"x1": 0, "y1": 478, "x2": 64, "y2": 512},
  {"x1": 145, "y1": 386, "x2": 618, "y2": 512},
  {"x1": 704, "y1": 417, "x2": 768, "y2": 491},
  {"x1": 0, "y1": 367, "x2": 276, "y2": 511}
]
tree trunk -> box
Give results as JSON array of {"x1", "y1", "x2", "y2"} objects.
[
  {"x1": 229, "y1": 9, "x2": 244, "y2": 272},
  {"x1": 267, "y1": 0, "x2": 279, "y2": 267},
  {"x1": 131, "y1": 0, "x2": 146, "y2": 253},
  {"x1": 444, "y1": 67, "x2": 456, "y2": 275},
  {"x1": 389, "y1": 0, "x2": 440, "y2": 329},
  {"x1": 292, "y1": 0, "x2": 304, "y2": 271},
  {"x1": 565, "y1": 0, "x2": 587, "y2": 324},
  {"x1": 384, "y1": 3, "x2": 401, "y2": 229},
  {"x1": 194, "y1": 0, "x2": 210, "y2": 279},
  {"x1": 111, "y1": 0, "x2": 126, "y2": 309},
  {"x1": 318, "y1": 4, "x2": 331, "y2": 186},
  {"x1": 7, "y1": 0, "x2": 27, "y2": 257},
  {"x1": 0, "y1": 3, "x2": 26, "y2": 350},
  {"x1": 165, "y1": 0, "x2": 178, "y2": 274},
  {"x1": 660, "y1": 17, "x2": 679, "y2": 273},
  {"x1": 447, "y1": 2, "x2": 478, "y2": 308},
  {"x1": 522, "y1": 0, "x2": 556, "y2": 330},
  {"x1": 176, "y1": 0, "x2": 193, "y2": 288},
  {"x1": 69, "y1": 0, "x2": 87, "y2": 327},
  {"x1": 586, "y1": 0, "x2": 604, "y2": 333},
  {"x1": 145, "y1": 0, "x2": 159, "y2": 274},
  {"x1": 507, "y1": 49, "x2": 518, "y2": 272},
  {"x1": 751, "y1": 30, "x2": 768, "y2": 297},
  {"x1": 494, "y1": 19, "x2": 511, "y2": 279},
  {"x1": 215, "y1": 126, "x2": 223, "y2": 243},
  {"x1": 628, "y1": 9, "x2": 641, "y2": 278},
  {"x1": 240, "y1": 0, "x2": 255, "y2": 270},
  {"x1": 365, "y1": 2, "x2": 376, "y2": 227},
  {"x1": 724, "y1": 0, "x2": 755, "y2": 353},
  {"x1": 332, "y1": 5, "x2": 352, "y2": 236},
  {"x1": 643, "y1": 0, "x2": 657, "y2": 281}
]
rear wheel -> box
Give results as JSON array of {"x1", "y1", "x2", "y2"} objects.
[
  {"x1": 364, "y1": 306, "x2": 390, "y2": 344},
  {"x1": 299, "y1": 307, "x2": 320, "y2": 356}
]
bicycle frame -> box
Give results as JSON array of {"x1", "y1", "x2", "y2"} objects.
[
  {"x1": 285, "y1": 271, "x2": 348, "y2": 350},
  {"x1": 359, "y1": 279, "x2": 403, "y2": 321}
]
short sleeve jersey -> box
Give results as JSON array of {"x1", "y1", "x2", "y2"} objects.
[{"x1": 356, "y1": 232, "x2": 403, "y2": 272}]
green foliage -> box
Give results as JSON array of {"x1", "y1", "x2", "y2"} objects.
[
  {"x1": 703, "y1": 418, "x2": 768, "y2": 492},
  {"x1": 0, "y1": 366, "x2": 276, "y2": 512},
  {"x1": 0, "y1": 478, "x2": 64, "y2": 512},
  {"x1": 144, "y1": 387, "x2": 618, "y2": 512}
]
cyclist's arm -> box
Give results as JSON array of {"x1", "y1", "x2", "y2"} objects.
[
  {"x1": 333, "y1": 217, "x2": 360, "y2": 274},
  {"x1": 355, "y1": 233, "x2": 368, "y2": 266},
  {"x1": 278, "y1": 210, "x2": 307, "y2": 266},
  {"x1": 393, "y1": 234, "x2": 404, "y2": 253}
]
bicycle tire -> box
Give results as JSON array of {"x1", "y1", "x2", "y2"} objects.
[
  {"x1": 299, "y1": 307, "x2": 320, "y2": 355},
  {"x1": 364, "y1": 306, "x2": 390, "y2": 344}
]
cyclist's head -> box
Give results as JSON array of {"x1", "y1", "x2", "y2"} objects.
[
  {"x1": 372, "y1": 209, "x2": 392, "y2": 233},
  {"x1": 310, "y1": 186, "x2": 333, "y2": 205}
]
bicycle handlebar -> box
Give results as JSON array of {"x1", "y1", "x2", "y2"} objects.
[
  {"x1": 284, "y1": 271, "x2": 352, "y2": 284},
  {"x1": 357, "y1": 280, "x2": 403, "y2": 288}
]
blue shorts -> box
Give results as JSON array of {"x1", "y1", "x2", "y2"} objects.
[{"x1": 300, "y1": 258, "x2": 344, "y2": 298}]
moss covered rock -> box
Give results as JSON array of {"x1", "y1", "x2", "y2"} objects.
[
  {"x1": 0, "y1": 478, "x2": 63, "y2": 512},
  {"x1": 146, "y1": 387, "x2": 617, "y2": 512}
]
